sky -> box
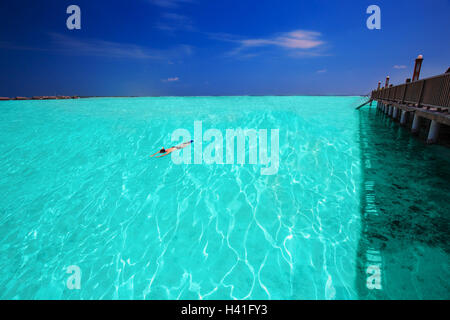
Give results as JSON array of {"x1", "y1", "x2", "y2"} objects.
[{"x1": 0, "y1": 0, "x2": 449, "y2": 97}]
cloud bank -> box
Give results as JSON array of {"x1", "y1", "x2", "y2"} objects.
[{"x1": 209, "y1": 30, "x2": 327, "y2": 57}]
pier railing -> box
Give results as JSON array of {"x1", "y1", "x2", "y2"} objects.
[{"x1": 371, "y1": 72, "x2": 450, "y2": 110}]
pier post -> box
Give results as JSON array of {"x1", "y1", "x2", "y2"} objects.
[
  {"x1": 426, "y1": 120, "x2": 440, "y2": 144},
  {"x1": 377, "y1": 82, "x2": 381, "y2": 90},
  {"x1": 393, "y1": 107, "x2": 398, "y2": 119},
  {"x1": 412, "y1": 55, "x2": 424, "y2": 81},
  {"x1": 400, "y1": 110, "x2": 408, "y2": 125},
  {"x1": 388, "y1": 105, "x2": 393, "y2": 117},
  {"x1": 411, "y1": 113, "x2": 422, "y2": 134},
  {"x1": 385, "y1": 76, "x2": 390, "y2": 88}
]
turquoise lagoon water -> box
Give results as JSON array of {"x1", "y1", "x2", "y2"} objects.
[{"x1": 0, "y1": 96, "x2": 448, "y2": 299}]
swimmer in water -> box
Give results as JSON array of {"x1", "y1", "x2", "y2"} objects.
[{"x1": 150, "y1": 140, "x2": 193, "y2": 158}]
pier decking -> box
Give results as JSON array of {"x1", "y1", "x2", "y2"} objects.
[{"x1": 369, "y1": 56, "x2": 450, "y2": 144}]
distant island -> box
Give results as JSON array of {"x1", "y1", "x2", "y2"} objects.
[{"x1": 0, "y1": 96, "x2": 80, "y2": 101}]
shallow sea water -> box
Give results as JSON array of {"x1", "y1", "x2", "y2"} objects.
[{"x1": 0, "y1": 96, "x2": 448, "y2": 299}]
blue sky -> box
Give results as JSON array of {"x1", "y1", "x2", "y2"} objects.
[{"x1": 0, "y1": 0, "x2": 449, "y2": 96}]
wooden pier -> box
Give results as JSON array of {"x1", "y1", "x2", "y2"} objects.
[{"x1": 368, "y1": 55, "x2": 450, "y2": 144}]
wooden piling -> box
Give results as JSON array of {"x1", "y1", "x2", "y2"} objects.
[
  {"x1": 393, "y1": 107, "x2": 398, "y2": 119},
  {"x1": 400, "y1": 110, "x2": 408, "y2": 125},
  {"x1": 427, "y1": 120, "x2": 440, "y2": 144},
  {"x1": 411, "y1": 113, "x2": 422, "y2": 134}
]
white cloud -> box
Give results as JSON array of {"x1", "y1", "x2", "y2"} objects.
[
  {"x1": 317, "y1": 69, "x2": 327, "y2": 73},
  {"x1": 162, "y1": 77, "x2": 180, "y2": 82},
  {"x1": 393, "y1": 65, "x2": 407, "y2": 69},
  {"x1": 49, "y1": 33, "x2": 160, "y2": 59},
  {"x1": 148, "y1": 0, "x2": 194, "y2": 8},
  {"x1": 0, "y1": 41, "x2": 47, "y2": 52},
  {"x1": 156, "y1": 12, "x2": 195, "y2": 32},
  {"x1": 241, "y1": 30, "x2": 324, "y2": 50},
  {"x1": 209, "y1": 30, "x2": 327, "y2": 57},
  {"x1": 23, "y1": 33, "x2": 194, "y2": 61}
]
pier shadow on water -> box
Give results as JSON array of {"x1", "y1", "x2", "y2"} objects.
[{"x1": 355, "y1": 105, "x2": 450, "y2": 299}]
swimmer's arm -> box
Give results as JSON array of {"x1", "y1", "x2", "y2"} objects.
[
  {"x1": 150, "y1": 151, "x2": 160, "y2": 157},
  {"x1": 156, "y1": 152, "x2": 171, "y2": 158},
  {"x1": 177, "y1": 141, "x2": 193, "y2": 149}
]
